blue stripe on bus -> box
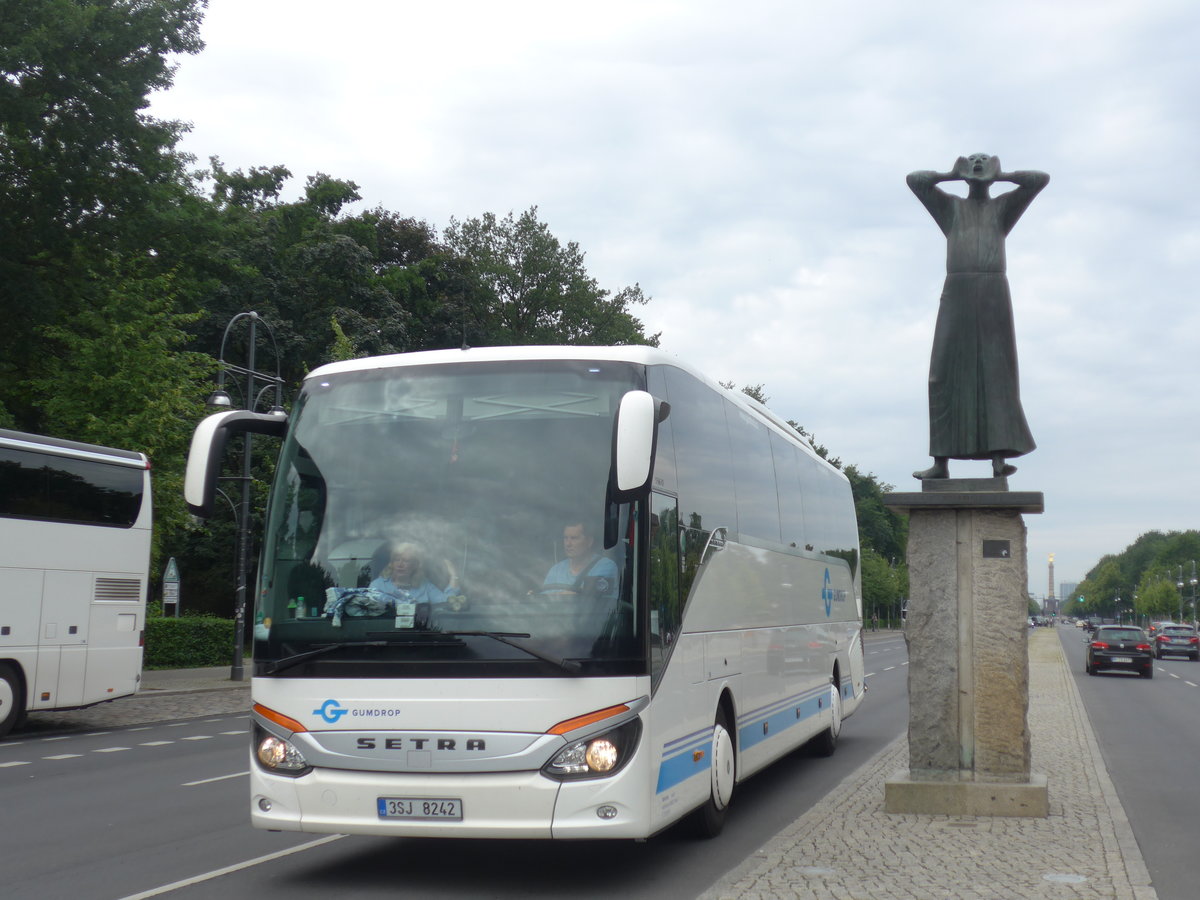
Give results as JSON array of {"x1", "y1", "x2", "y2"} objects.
[
  {"x1": 655, "y1": 679, "x2": 858, "y2": 794},
  {"x1": 656, "y1": 734, "x2": 712, "y2": 793}
]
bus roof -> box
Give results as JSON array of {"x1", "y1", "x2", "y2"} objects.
[
  {"x1": 306, "y1": 345, "x2": 842, "y2": 476},
  {"x1": 308, "y1": 344, "x2": 678, "y2": 379},
  {"x1": 0, "y1": 428, "x2": 149, "y2": 468}
]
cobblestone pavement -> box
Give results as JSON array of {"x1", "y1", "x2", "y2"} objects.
[
  {"x1": 14, "y1": 666, "x2": 250, "y2": 735},
  {"x1": 699, "y1": 628, "x2": 1157, "y2": 900}
]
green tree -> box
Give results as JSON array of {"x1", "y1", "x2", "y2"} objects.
[
  {"x1": 26, "y1": 255, "x2": 212, "y2": 567},
  {"x1": 861, "y1": 547, "x2": 906, "y2": 626},
  {"x1": 0, "y1": 0, "x2": 207, "y2": 427},
  {"x1": 442, "y1": 207, "x2": 658, "y2": 347}
]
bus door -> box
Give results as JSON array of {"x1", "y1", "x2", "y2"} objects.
[{"x1": 34, "y1": 570, "x2": 90, "y2": 708}]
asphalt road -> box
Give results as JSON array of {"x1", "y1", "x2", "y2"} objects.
[
  {"x1": 0, "y1": 635, "x2": 909, "y2": 900},
  {"x1": 1058, "y1": 624, "x2": 1200, "y2": 900}
]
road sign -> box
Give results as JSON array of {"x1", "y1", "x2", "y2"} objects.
[{"x1": 163, "y1": 557, "x2": 181, "y2": 617}]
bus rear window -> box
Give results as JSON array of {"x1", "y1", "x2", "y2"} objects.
[{"x1": 0, "y1": 448, "x2": 144, "y2": 527}]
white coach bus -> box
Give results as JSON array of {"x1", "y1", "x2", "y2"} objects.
[
  {"x1": 0, "y1": 429, "x2": 151, "y2": 737},
  {"x1": 185, "y1": 346, "x2": 865, "y2": 838}
]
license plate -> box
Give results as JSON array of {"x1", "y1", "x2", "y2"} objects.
[
  {"x1": 1111, "y1": 656, "x2": 1132, "y2": 663},
  {"x1": 377, "y1": 797, "x2": 462, "y2": 820}
]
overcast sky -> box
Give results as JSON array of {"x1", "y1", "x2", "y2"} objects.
[{"x1": 149, "y1": 0, "x2": 1200, "y2": 597}]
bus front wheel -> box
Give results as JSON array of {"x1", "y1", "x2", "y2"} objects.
[
  {"x1": 0, "y1": 663, "x2": 24, "y2": 739},
  {"x1": 810, "y1": 677, "x2": 842, "y2": 757},
  {"x1": 692, "y1": 708, "x2": 736, "y2": 838}
]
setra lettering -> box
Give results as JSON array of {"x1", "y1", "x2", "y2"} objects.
[{"x1": 355, "y1": 736, "x2": 488, "y2": 752}]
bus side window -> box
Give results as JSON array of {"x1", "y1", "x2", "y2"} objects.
[{"x1": 649, "y1": 492, "x2": 681, "y2": 684}]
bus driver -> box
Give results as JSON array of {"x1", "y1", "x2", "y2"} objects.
[{"x1": 539, "y1": 521, "x2": 619, "y2": 601}]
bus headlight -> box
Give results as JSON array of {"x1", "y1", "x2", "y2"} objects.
[
  {"x1": 543, "y1": 719, "x2": 640, "y2": 780},
  {"x1": 253, "y1": 725, "x2": 311, "y2": 777}
]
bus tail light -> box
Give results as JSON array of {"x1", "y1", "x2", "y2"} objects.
[{"x1": 543, "y1": 719, "x2": 641, "y2": 780}]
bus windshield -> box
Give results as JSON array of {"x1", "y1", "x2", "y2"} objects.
[{"x1": 255, "y1": 359, "x2": 645, "y2": 678}]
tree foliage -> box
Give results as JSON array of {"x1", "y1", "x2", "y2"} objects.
[
  {"x1": 443, "y1": 207, "x2": 657, "y2": 347},
  {"x1": 1070, "y1": 530, "x2": 1200, "y2": 624},
  {"x1": 0, "y1": 0, "x2": 207, "y2": 426}
]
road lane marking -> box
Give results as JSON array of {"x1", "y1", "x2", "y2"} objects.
[
  {"x1": 94, "y1": 747, "x2": 131, "y2": 753},
  {"x1": 43, "y1": 754, "x2": 83, "y2": 760},
  {"x1": 115, "y1": 834, "x2": 347, "y2": 900},
  {"x1": 0, "y1": 760, "x2": 30, "y2": 767},
  {"x1": 182, "y1": 770, "x2": 249, "y2": 786},
  {"x1": 1187, "y1": 681, "x2": 1198, "y2": 687},
  {"x1": 182, "y1": 735, "x2": 213, "y2": 741}
]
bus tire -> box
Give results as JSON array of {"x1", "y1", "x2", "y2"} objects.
[
  {"x1": 811, "y1": 676, "x2": 842, "y2": 758},
  {"x1": 692, "y1": 708, "x2": 736, "y2": 838},
  {"x1": 0, "y1": 663, "x2": 24, "y2": 739}
]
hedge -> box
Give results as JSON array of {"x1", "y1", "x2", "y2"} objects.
[{"x1": 144, "y1": 616, "x2": 236, "y2": 670}]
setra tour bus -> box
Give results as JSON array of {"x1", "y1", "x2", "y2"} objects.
[
  {"x1": 0, "y1": 429, "x2": 152, "y2": 738},
  {"x1": 184, "y1": 346, "x2": 865, "y2": 838}
]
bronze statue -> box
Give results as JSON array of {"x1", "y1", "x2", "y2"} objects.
[{"x1": 907, "y1": 154, "x2": 1048, "y2": 480}]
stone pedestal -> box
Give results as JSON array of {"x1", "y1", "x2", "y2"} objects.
[{"x1": 881, "y1": 479, "x2": 1048, "y2": 817}]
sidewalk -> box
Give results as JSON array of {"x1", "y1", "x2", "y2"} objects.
[
  {"x1": 700, "y1": 628, "x2": 1156, "y2": 900},
  {"x1": 17, "y1": 665, "x2": 249, "y2": 735}
]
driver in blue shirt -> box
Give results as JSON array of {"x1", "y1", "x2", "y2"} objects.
[{"x1": 540, "y1": 521, "x2": 619, "y2": 601}]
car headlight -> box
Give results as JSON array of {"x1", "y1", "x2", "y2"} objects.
[
  {"x1": 253, "y1": 724, "x2": 311, "y2": 777},
  {"x1": 543, "y1": 719, "x2": 640, "y2": 780}
]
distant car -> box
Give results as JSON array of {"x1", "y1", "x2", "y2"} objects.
[
  {"x1": 1075, "y1": 619, "x2": 1087, "y2": 629},
  {"x1": 1152, "y1": 625, "x2": 1200, "y2": 660},
  {"x1": 1086, "y1": 625, "x2": 1154, "y2": 678},
  {"x1": 1146, "y1": 621, "x2": 1176, "y2": 642}
]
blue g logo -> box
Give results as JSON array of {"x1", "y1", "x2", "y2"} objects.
[
  {"x1": 822, "y1": 568, "x2": 835, "y2": 617},
  {"x1": 313, "y1": 699, "x2": 348, "y2": 723}
]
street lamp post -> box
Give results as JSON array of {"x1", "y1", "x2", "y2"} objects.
[
  {"x1": 1177, "y1": 565, "x2": 1185, "y2": 624},
  {"x1": 1189, "y1": 561, "x2": 1198, "y2": 630},
  {"x1": 206, "y1": 312, "x2": 284, "y2": 682}
]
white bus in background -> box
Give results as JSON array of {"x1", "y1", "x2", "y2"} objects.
[
  {"x1": 185, "y1": 345, "x2": 865, "y2": 839},
  {"x1": 0, "y1": 429, "x2": 152, "y2": 737}
]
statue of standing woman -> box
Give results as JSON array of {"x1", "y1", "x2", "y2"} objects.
[{"x1": 908, "y1": 153, "x2": 1049, "y2": 480}]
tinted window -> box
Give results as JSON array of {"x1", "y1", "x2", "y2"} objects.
[
  {"x1": 647, "y1": 367, "x2": 676, "y2": 495},
  {"x1": 770, "y1": 430, "x2": 806, "y2": 549},
  {"x1": 1098, "y1": 629, "x2": 1143, "y2": 642},
  {"x1": 662, "y1": 367, "x2": 734, "y2": 532},
  {"x1": 0, "y1": 448, "x2": 144, "y2": 527},
  {"x1": 801, "y1": 454, "x2": 859, "y2": 577},
  {"x1": 725, "y1": 399, "x2": 781, "y2": 543}
]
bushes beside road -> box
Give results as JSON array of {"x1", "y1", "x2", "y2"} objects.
[{"x1": 144, "y1": 616, "x2": 234, "y2": 670}]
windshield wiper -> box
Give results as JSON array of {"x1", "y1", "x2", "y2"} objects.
[
  {"x1": 265, "y1": 640, "x2": 389, "y2": 675},
  {"x1": 265, "y1": 632, "x2": 583, "y2": 676},
  {"x1": 438, "y1": 631, "x2": 583, "y2": 674}
]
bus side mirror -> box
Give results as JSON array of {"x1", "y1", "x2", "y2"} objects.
[
  {"x1": 610, "y1": 390, "x2": 669, "y2": 501},
  {"x1": 184, "y1": 409, "x2": 288, "y2": 518}
]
